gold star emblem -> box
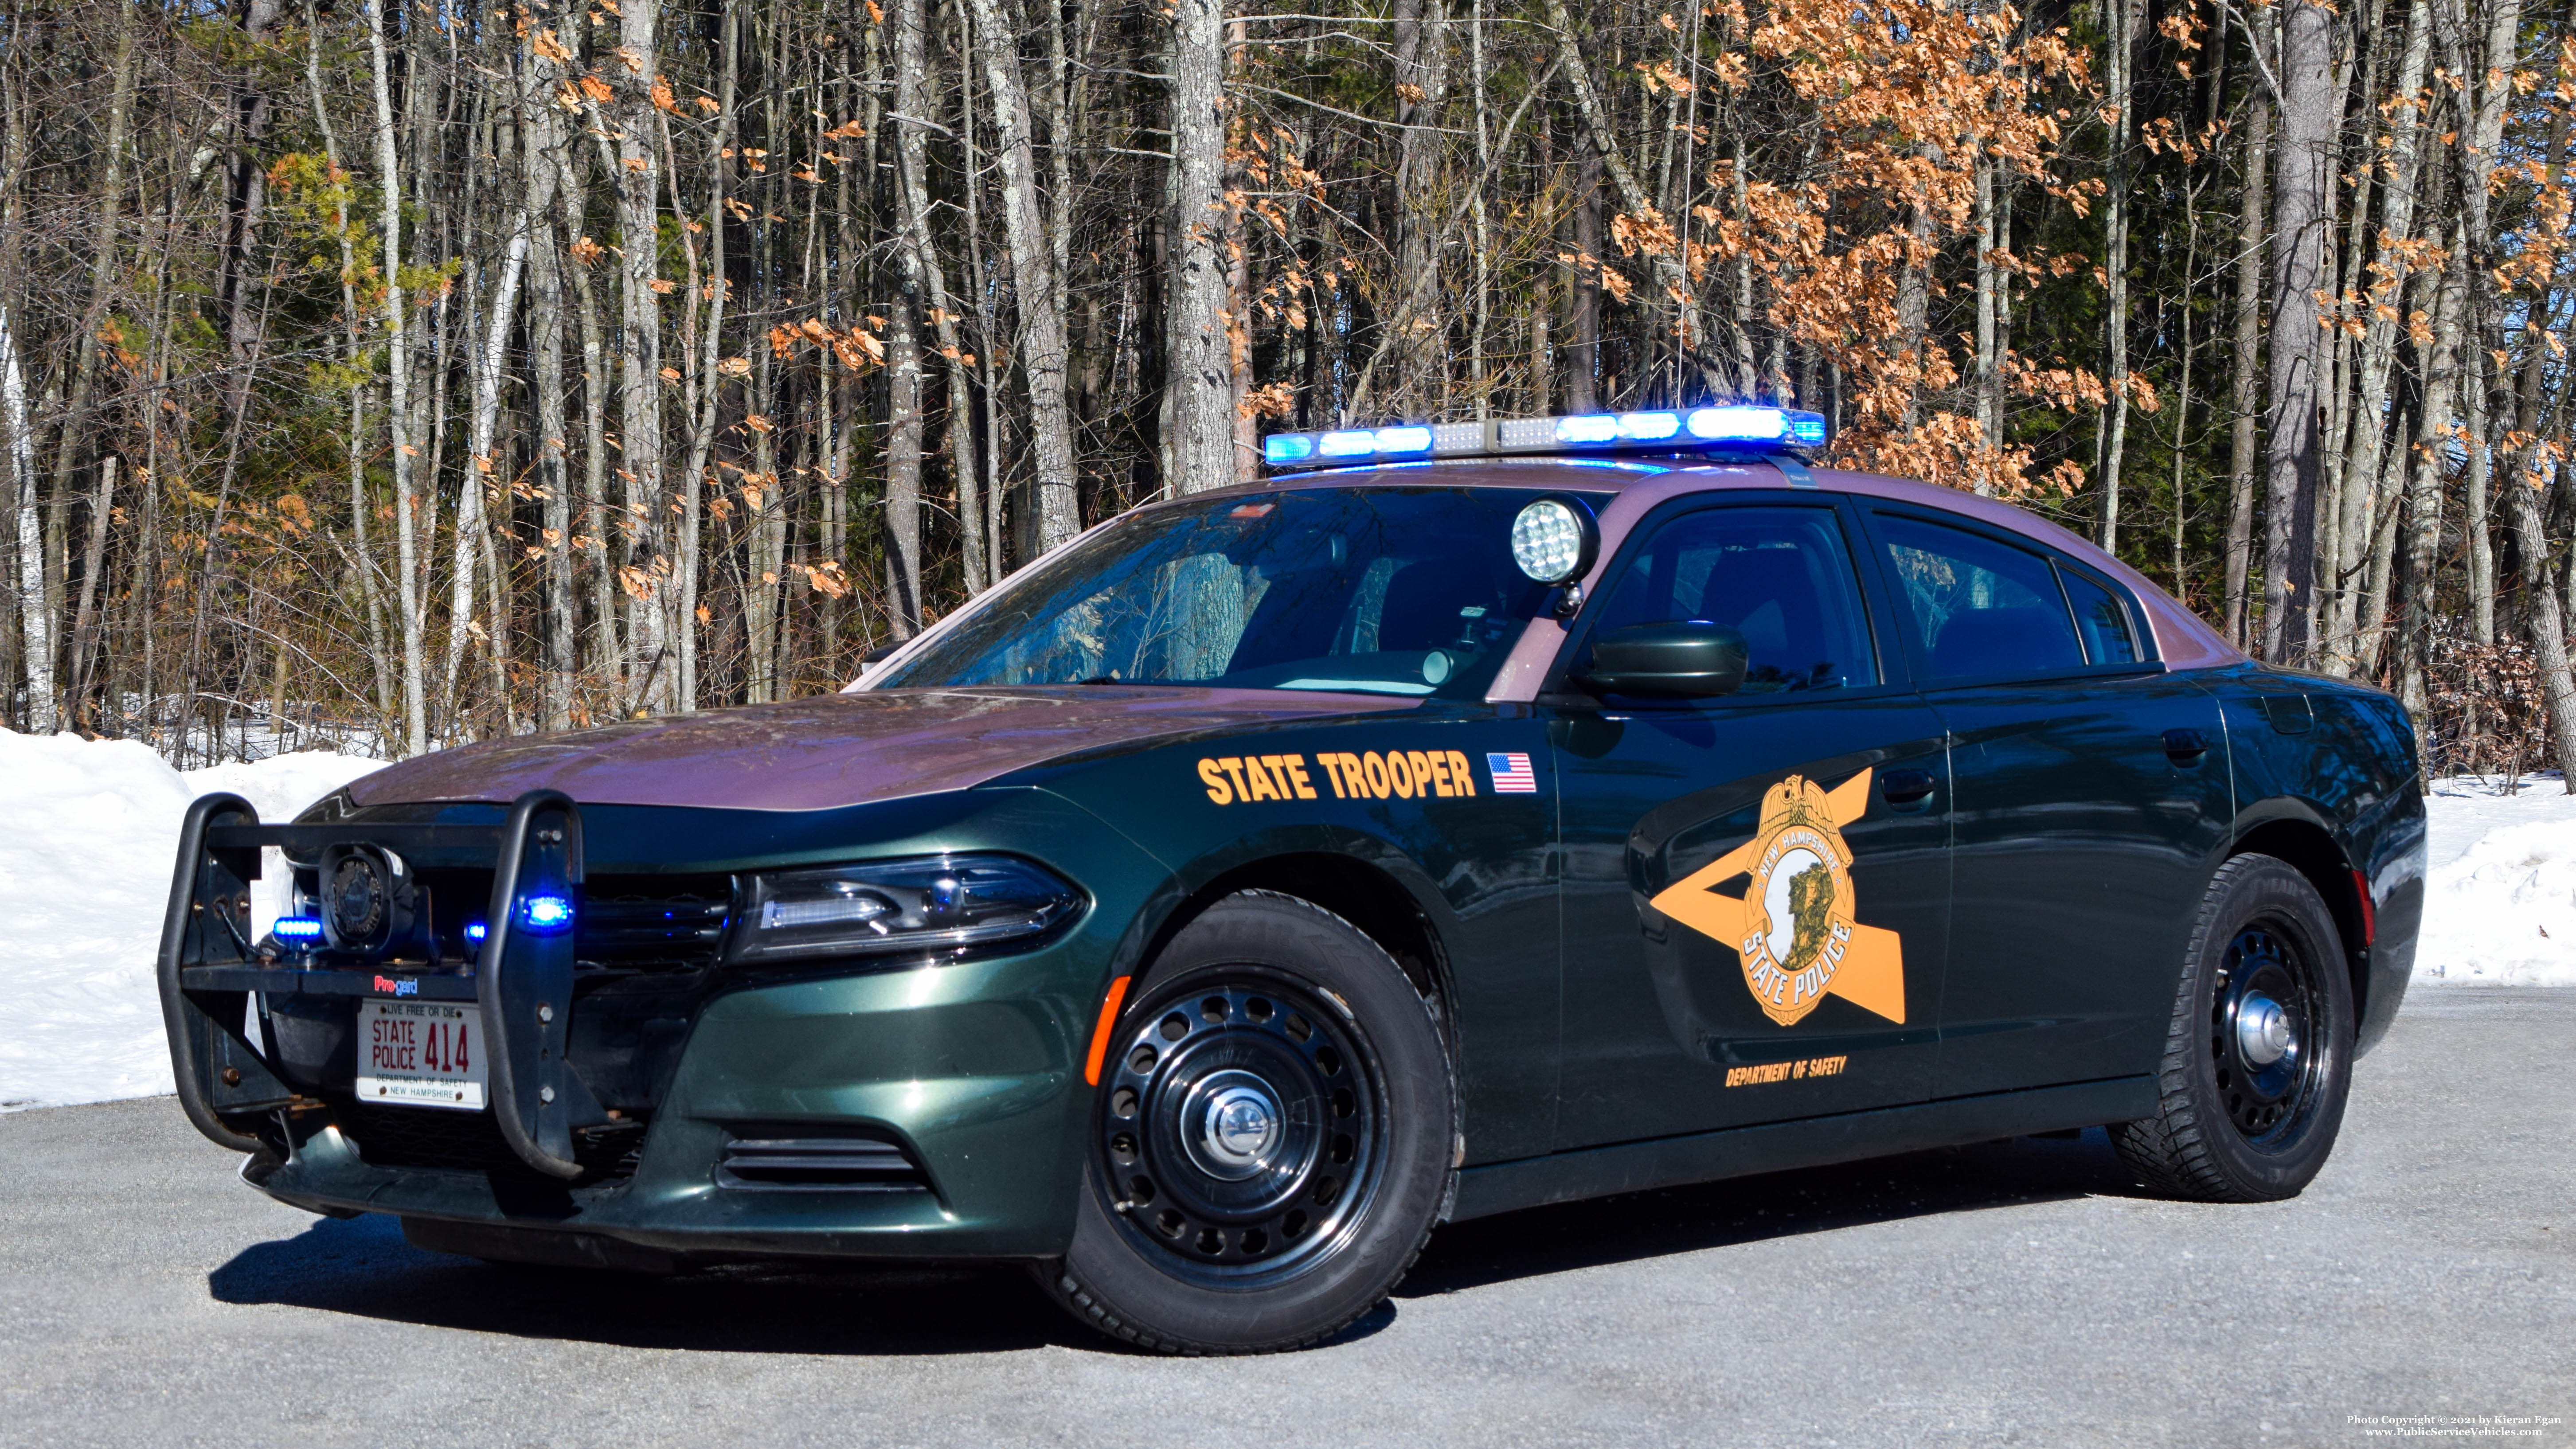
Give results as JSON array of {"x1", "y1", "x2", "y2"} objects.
[{"x1": 1648, "y1": 769, "x2": 1906, "y2": 1027}]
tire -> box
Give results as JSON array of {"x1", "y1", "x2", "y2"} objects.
[
  {"x1": 2112, "y1": 853, "x2": 2355, "y2": 1203},
  {"x1": 1036, "y1": 890, "x2": 1455, "y2": 1354}
]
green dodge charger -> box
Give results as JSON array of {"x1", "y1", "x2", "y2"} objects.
[{"x1": 160, "y1": 405, "x2": 2426, "y2": 1353}]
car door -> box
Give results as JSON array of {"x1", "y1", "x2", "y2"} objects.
[
  {"x1": 1547, "y1": 495, "x2": 1952, "y2": 1150},
  {"x1": 1858, "y1": 508, "x2": 2233, "y2": 1099}
]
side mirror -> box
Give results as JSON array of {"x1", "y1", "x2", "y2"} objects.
[{"x1": 1576, "y1": 621, "x2": 1749, "y2": 699}]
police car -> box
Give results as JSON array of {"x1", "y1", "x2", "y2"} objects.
[{"x1": 159, "y1": 406, "x2": 2425, "y2": 1354}]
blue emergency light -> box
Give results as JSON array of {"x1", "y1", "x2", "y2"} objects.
[
  {"x1": 520, "y1": 894, "x2": 575, "y2": 933},
  {"x1": 272, "y1": 916, "x2": 324, "y2": 941},
  {"x1": 1259, "y1": 406, "x2": 1827, "y2": 470}
]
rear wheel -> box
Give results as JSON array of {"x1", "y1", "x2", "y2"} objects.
[
  {"x1": 2113, "y1": 853, "x2": 2354, "y2": 1202},
  {"x1": 1036, "y1": 891, "x2": 1454, "y2": 1354}
]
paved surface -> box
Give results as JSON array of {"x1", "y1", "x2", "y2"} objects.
[{"x1": 2, "y1": 989, "x2": 2569, "y2": 1449}]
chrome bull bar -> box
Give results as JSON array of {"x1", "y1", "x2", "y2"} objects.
[{"x1": 156, "y1": 788, "x2": 590, "y2": 1180}]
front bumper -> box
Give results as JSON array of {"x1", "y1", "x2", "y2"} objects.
[
  {"x1": 254, "y1": 950, "x2": 1097, "y2": 1259},
  {"x1": 164, "y1": 786, "x2": 1167, "y2": 1261}
]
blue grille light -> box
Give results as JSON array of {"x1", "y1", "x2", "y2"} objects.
[
  {"x1": 273, "y1": 916, "x2": 324, "y2": 941},
  {"x1": 520, "y1": 894, "x2": 575, "y2": 933},
  {"x1": 463, "y1": 921, "x2": 488, "y2": 943}
]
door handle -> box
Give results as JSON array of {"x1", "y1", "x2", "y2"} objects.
[
  {"x1": 2162, "y1": 728, "x2": 2210, "y2": 766},
  {"x1": 1880, "y1": 769, "x2": 1936, "y2": 808}
]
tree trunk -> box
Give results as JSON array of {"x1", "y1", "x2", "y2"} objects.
[
  {"x1": 892, "y1": 0, "x2": 985, "y2": 587},
  {"x1": 2099, "y1": 0, "x2": 2133, "y2": 549},
  {"x1": 66, "y1": 454, "x2": 114, "y2": 722},
  {"x1": 2224, "y1": 93, "x2": 2269, "y2": 649},
  {"x1": 1161, "y1": 0, "x2": 1235, "y2": 493},
  {"x1": 2, "y1": 305, "x2": 46, "y2": 734},
  {"x1": 2260, "y1": 0, "x2": 2336, "y2": 664},
  {"x1": 366, "y1": 0, "x2": 428, "y2": 754},
  {"x1": 2398, "y1": 213, "x2": 2467, "y2": 723},
  {"x1": 1568, "y1": 133, "x2": 1603, "y2": 415},
  {"x1": 614, "y1": 0, "x2": 671, "y2": 712},
  {"x1": 963, "y1": 0, "x2": 1081, "y2": 549},
  {"x1": 2446, "y1": 0, "x2": 2524, "y2": 648},
  {"x1": 2326, "y1": 0, "x2": 2433, "y2": 671},
  {"x1": 217, "y1": 0, "x2": 284, "y2": 419}
]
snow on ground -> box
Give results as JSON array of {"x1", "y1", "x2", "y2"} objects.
[
  {"x1": 0, "y1": 734, "x2": 2569, "y2": 1109},
  {"x1": 0, "y1": 730, "x2": 379, "y2": 1110},
  {"x1": 2413, "y1": 773, "x2": 2576, "y2": 988}
]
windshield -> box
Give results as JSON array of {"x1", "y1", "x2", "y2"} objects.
[{"x1": 877, "y1": 486, "x2": 1590, "y2": 699}]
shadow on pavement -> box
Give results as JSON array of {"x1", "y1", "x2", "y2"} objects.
[
  {"x1": 211, "y1": 1212, "x2": 1403, "y2": 1355},
  {"x1": 1400, "y1": 1129, "x2": 2145, "y2": 1298},
  {"x1": 210, "y1": 1213, "x2": 1075, "y2": 1355},
  {"x1": 207, "y1": 1131, "x2": 2137, "y2": 1348}
]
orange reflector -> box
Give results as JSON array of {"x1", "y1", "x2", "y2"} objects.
[{"x1": 1083, "y1": 975, "x2": 1133, "y2": 1086}]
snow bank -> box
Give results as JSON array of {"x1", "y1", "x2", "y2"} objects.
[
  {"x1": 2413, "y1": 774, "x2": 2576, "y2": 988},
  {"x1": 0, "y1": 730, "x2": 379, "y2": 1110}
]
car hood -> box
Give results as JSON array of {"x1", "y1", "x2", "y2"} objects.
[{"x1": 347, "y1": 687, "x2": 1415, "y2": 813}]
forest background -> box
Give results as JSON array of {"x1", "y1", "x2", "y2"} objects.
[{"x1": 4, "y1": 0, "x2": 2574, "y2": 785}]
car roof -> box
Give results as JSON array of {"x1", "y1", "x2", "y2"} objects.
[{"x1": 1216, "y1": 456, "x2": 2241, "y2": 676}]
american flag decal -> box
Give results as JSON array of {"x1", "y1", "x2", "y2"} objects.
[{"x1": 1486, "y1": 752, "x2": 1537, "y2": 794}]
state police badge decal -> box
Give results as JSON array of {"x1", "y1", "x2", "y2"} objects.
[{"x1": 1648, "y1": 769, "x2": 1907, "y2": 1027}]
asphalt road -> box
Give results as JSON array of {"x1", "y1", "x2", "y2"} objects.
[{"x1": 3, "y1": 988, "x2": 2569, "y2": 1449}]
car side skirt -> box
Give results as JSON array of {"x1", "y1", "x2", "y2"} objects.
[{"x1": 1446, "y1": 1075, "x2": 2158, "y2": 1222}]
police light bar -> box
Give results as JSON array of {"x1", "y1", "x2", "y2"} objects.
[{"x1": 1260, "y1": 406, "x2": 1827, "y2": 471}]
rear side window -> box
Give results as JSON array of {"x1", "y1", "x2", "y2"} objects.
[
  {"x1": 2060, "y1": 567, "x2": 2140, "y2": 664},
  {"x1": 1587, "y1": 505, "x2": 1878, "y2": 694},
  {"x1": 1876, "y1": 515, "x2": 2083, "y2": 680}
]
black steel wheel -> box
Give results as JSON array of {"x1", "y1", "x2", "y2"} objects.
[
  {"x1": 1038, "y1": 890, "x2": 1454, "y2": 1354},
  {"x1": 2210, "y1": 924, "x2": 2324, "y2": 1143},
  {"x1": 1098, "y1": 974, "x2": 1387, "y2": 1286},
  {"x1": 2115, "y1": 853, "x2": 2355, "y2": 1202}
]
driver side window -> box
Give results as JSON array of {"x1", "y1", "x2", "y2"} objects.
[{"x1": 1585, "y1": 505, "x2": 1879, "y2": 695}]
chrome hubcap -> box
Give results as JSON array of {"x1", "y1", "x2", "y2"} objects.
[
  {"x1": 1188, "y1": 1072, "x2": 1283, "y2": 1180},
  {"x1": 2236, "y1": 994, "x2": 2293, "y2": 1066}
]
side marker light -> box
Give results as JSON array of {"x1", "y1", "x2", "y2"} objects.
[{"x1": 1084, "y1": 975, "x2": 1134, "y2": 1086}]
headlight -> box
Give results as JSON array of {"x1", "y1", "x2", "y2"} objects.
[{"x1": 729, "y1": 854, "x2": 1083, "y2": 965}]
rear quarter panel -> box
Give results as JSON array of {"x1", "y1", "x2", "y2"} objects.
[{"x1": 2205, "y1": 664, "x2": 2425, "y2": 1055}]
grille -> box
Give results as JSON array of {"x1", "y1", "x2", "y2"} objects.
[
  {"x1": 716, "y1": 1125, "x2": 930, "y2": 1192},
  {"x1": 579, "y1": 875, "x2": 735, "y2": 971},
  {"x1": 339, "y1": 1102, "x2": 646, "y2": 1182}
]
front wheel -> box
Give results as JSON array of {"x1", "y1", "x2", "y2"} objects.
[
  {"x1": 2113, "y1": 853, "x2": 2355, "y2": 1202},
  {"x1": 1037, "y1": 891, "x2": 1454, "y2": 1354}
]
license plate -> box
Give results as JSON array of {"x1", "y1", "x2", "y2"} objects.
[{"x1": 356, "y1": 999, "x2": 487, "y2": 1111}]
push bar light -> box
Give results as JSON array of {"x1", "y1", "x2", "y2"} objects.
[{"x1": 1261, "y1": 406, "x2": 1827, "y2": 470}]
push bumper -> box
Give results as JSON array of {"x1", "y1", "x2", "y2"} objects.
[{"x1": 162, "y1": 784, "x2": 1168, "y2": 1261}]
